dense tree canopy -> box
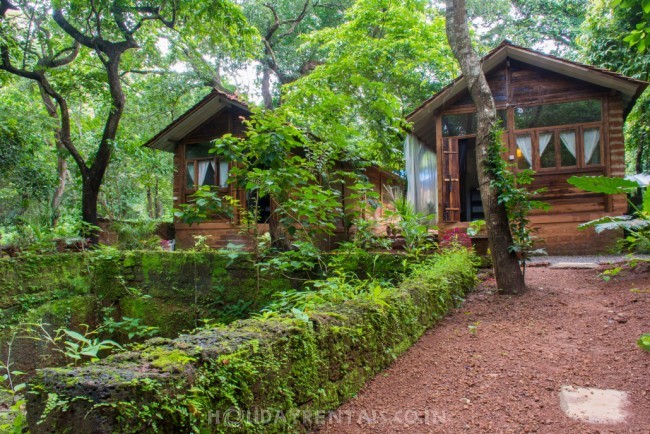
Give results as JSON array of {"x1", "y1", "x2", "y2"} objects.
[{"x1": 1, "y1": 0, "x2": 648, "y2": 245}]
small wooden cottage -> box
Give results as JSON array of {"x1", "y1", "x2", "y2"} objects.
[
  {"x1": 406, "y1": 41, "x2": 648, "y2": 254},
  {"x1": 144, "y1": 89, "x2": 401, "y2": 249}
]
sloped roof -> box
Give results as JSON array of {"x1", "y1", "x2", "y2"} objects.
[
  {"x1": 407, "y1": 40, "x2": 648, "y2": 145},
  {"x1": 143, "y1": 88, "x2": 249, "y2": 152}
]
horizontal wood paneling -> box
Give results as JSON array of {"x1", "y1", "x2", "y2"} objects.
[{"x1": 443, "y1": 59, "x2": 610, "y2": 112}]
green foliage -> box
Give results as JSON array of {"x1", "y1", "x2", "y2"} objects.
[
  {"x1": 0, "y1": 334, "x2": 27, "y2": 434},
  {"x1": 613, "y1": 0, "x2": 650, "y2": 51},
  {"x1": 26, "y1": 249, "x2": 477, "y2": 432},
  {"x1": 467, "y1": 219, "x2": 486, "y2": 237},
  {"x1": 484, "y1": 126, "x2": 549, "y2": 268},
  {"x1": 174, "y1": 186, "x2": 233, "y2": 226},
  {"x1": 25, "y1": 322, "x2": 123, "y2": 364},
  {"x1": 567, "y1": 175, "x2": 640, "y2": 194},
  {"x1": 638, "y1": 333, "x2": 650, "y2": 351},
  {"x1": 385, "y1": 195, "x2": 436, "y2": 258},
  {"x1": 598, "y1": 266, "x2": 623, "y2": 281},
  {"x1": 570, "y1": 176, "x2": 650, "y2": 253},
  {"x1": 283, "y1": 0, "x2": 456, "y2": 168},
  {"x1": 111, "y1": 220, "x2": 163, "y2": 250},
  {"x1": 468, "y1": 0, "x2": 589, "y2": 56},
  {"x1": 101, "y1": 310, "x2": 160, "y2": 341},
  {"x1": 259, "y1": 272, "x2": 392, "y2": 315}
]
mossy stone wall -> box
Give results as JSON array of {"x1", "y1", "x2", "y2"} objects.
[
  {"x1": 25, "y1": 250, "x2": 476, "y2": 433},
  {"x1": 0, "y1": 251, "x2": 293, "y2": 374}
]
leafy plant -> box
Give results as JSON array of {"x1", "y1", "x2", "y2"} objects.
[
  {"x1": 598, "y1": 266, "x2": 623, "y2": 281},
  {"x1": 0, "y1": 333, "x2": 27, "y2": 434},
  {"x1": 485, "y1": 125, "x2": 549, "y2": 276},
  {"x1": 111, "y1": 220, "x2": 162, "y2": 250},
  {"x1": 174, "y1": 187, "x2": 233, "y2": 227},
  {"x1": 25, "y1": 322, "x2": 122, "y2": 365},
  {"x1": 638, "y1": 333, "x2": 650, "y2": 351},
  {"x1": 569, "y1": 175, "x2": 650, "y2": 253},
  {"x1": 467, "y1": 219, "x2": 486, "y2": 237},
  {"x1": 258, "y1": 272, "x2": 392, "y2": 316},
  {"x1": 439, "y1": 228, "x2": 473, "y2": 251},
  {"x1": 101, "y1": 311, "x2": 159, "y2": 341},
  {"x1": 384, "y1": 189, "x2": 436, "y2": 258}
]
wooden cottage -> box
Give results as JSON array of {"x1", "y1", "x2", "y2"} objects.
[
  {"x1": 406, "y1": 41, "x2": 648, "y2": 254},
  {"x1": 144, "y1": 89, "x2": 401, "y2": 249}
]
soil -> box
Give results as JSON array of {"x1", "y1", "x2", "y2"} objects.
[{"x1": 316, "y1": 261, "x2": 650, "y2": 433}]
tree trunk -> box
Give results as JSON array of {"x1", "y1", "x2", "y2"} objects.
[
  {"x1": 37, "y1": 84, "x2": 69, "y2": 226},
  {"x1": 445, "y1": 0, "x2": 526, "y2": 294},
  {"x1": 261, "y1": 67, "x2": 274, "y2": 109},
  {"x1": 50, "y1": 147, "x2": 69, "y2": 226},
  {"x1": 81, "y1": 178, "x2": 101, "y2": 244}
]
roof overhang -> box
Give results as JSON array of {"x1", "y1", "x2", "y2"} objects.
[
  {"x1": 143, "y1": 89, "x2": 250, "y2": 152},
  {"x1": 407, "y1": 41, "x2": 648, "y2": 145}
]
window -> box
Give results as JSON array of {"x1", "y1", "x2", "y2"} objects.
[
  {"x1": 512, "y1": 100, "x2": 603, "y2": 171},
  {"x1": 584, "y1": 128, "x2": 601, "y2": 165},
  {"x1": 185, "y1": 143, "x2": 229, "y2": 190},
  {"x1": 516, "y1": 133, "x2": 532, "y2": 170},
  {"x1": 442, "y1": 110, "x2": 508, "y2": 137},
  {"x1": 514, "y1": 100, "x2": 601, "y2": 129}
]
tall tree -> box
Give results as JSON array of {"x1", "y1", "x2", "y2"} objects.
[
  {"x1": 580, "y1": 0, "x2": 650, "y2": 174},
  {"x1": 283, "y1": 0, "x2": 456, "y2": 168},
  {"x1": 0, "y1": 0, "x2": 254, "y2": 241},
  {"x1": 242, "y1": 0, "x2": 351, "y2": 108},
  {"x1": 466, "y1": 0, "x2": 589, "y2": 56},
  {"x1": 445, "y1": 0, "x2": 526, "y2": 294}
]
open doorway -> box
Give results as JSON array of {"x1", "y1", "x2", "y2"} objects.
[
  {"x1": 247, "y1": 192, "x2": 272, "y2": 223},
  {"x1": 458, "y1": 138, "x2": 483, "y2": 222}
]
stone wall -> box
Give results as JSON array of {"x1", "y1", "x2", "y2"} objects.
[{"x1": 24, "y1": 249, "x2": 477, "y2": 433}]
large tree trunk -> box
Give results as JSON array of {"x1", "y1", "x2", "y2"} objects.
[
  {"x1": 81, "y1": 178, "x2": 100, "y2": 243},
  {"x1": 261, "y1": 67, "x2": 274, "y2": 109},
  {"x1": 38, "y1": 85, "x2": 69, "y2": 226},
  {"x1": 445, "y1": 0, "x2": 526, "y2": 294}
]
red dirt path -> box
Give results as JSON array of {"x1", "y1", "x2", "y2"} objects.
[{"x1": 316, "y1": 263, "x2": 650, "y2": 433}]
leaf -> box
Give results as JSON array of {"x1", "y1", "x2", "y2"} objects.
[
  {"x1": 64, "y1": 329, "x2": 90, "y2": 344},
  {"x1": 567, "y1": 176, "x2": 640, "y2": 194},
  {"x1": 638, "y1": 333, "x2": 650, "y2": 351},
  {"x1": 643, "y1": 0, "x2": 650, "y2": 13}
]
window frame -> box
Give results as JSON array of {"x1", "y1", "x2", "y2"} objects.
[
  {"x1": 184, "y1": 143, "x2": 230, "y2": 196},
  {"x1": 514, "y1": 121, "x2": 603, "y2": 173}
]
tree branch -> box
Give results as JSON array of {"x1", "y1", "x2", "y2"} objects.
[
  {"x1": 0, "y1": 0, "x2": 17, "y2": 16},
  {"x1": 44, "y1": 43, "x2": 80, "y2": 68},
  {"x1": 52, "y1": 8, "x2": 98, "y2": 49}
]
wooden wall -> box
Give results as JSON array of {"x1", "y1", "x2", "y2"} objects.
[
  {"x1": 173, "y1": 106, "x2": 249, "y2": 249},
  {"x1": 434, "y1": 59, "x2": 630, "y2": 254}
]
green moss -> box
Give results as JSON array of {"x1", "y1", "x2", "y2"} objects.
[
  {"x1": 142, "y1": 348, "x2": 196, "y2": 372},
  {"x1": 26, "y1": 250, "x2": 478, "y2": 433},
  {"x1": 119, "y1": 297, "x2": 197, "y2": 337}
]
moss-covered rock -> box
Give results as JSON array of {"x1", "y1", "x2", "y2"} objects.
[
  {"x1": 25, "y1": 249, "x2": 477, "y2": 433},
  {"x1": 0, "y1": 251, "x2": 294, "y2": 376}
]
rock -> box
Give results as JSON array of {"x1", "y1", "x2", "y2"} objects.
[
  {"x1": 549, "y1": 262, "x2": 599, "y2": 269},
  {"x1": 559, "y1": 385, "x2": 628, "y2": 424}
]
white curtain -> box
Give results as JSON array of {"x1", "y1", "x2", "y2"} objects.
[
  {"x1": 186, "y1": 163, "x2": 194, "y2": 185},
  {"x1": 539, "y1": 132, "x2": 553, "y2": 156},
  {"x1": 198, "y1": 160, "x2": 211, "y2": 186},
  {"x1": 560, "y1": 131, "x2": 576, "y2": 158},
  {"x1": 219, "y1": 161, "x2": 229, "y2": 187},
  {"x1": 584, "y1": 128, "x2": 600, "y2": 164},
  {"x1": 516, "y1": 134, "x2": 533, "y2": 165},
  {"x1": 405, "y1": 134, "x2": 437, "y2": 219}
]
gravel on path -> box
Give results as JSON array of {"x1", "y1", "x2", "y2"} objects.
[{"x1": 316, "y1": 261, "x2": 650, "y2": 433}]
